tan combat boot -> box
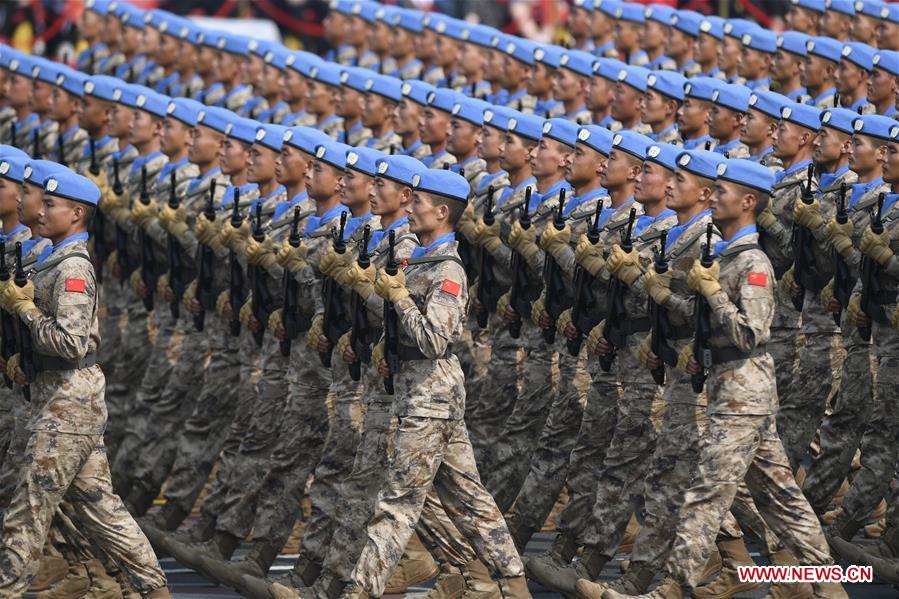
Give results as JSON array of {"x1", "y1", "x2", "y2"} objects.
[
  {"x1": 383, "y1": 532, "x2": 439, "y2": 593},
  {"x1": 145, "y1": 587, "x2": 174, "y2": 599},
  {"x1": 425, "y1": 564, "x2": 465, "y2": 599},
  {"x1": 691, "y1": 538, "x2": 761, "y2": 599},
  {"x1": 602, "y1": 576, "x2": 684, "y2": 599},
  {"x1": 760, "y1": 548, "x2": 811, "y2": 599},
  {"x1": 811, "y1": 581, "x2": 849, "y2": 598},
  {"x1": 573, "y1": 562, "x2": 655, "y2": 599},
  {"x1": 496, "y1": 576, "x2": 532, "y2": 599},
  {"x1": 36, "y1": 564, "x2": 90, "y2": 599},
  {"x1": 28, "y1": 555, "x2": 69, "y2": 592},
  {"x1": 85, "y1": 560, "x2": 123, "y2": 599},
  {"x1": 459, "y1": 560, "x2": 500, "y2": 599}
]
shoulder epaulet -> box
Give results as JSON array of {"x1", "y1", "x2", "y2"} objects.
[
  {"x1": 31, "y1": 251, "x2": 93, "y2": 275},
  {"x1": 405, "y1": 254, "x2": 465, "y2": 270},
  {"x1": 718, "y1": 242, "x2": 761, "y2": 260}
]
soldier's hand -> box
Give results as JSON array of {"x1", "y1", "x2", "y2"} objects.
[
  {"x1": 820, "y1": 279, "x2": 837, "y2": 313},
  {"x1": 644, "y1": 269, "x2": 673, "y2": 305},
  {"x1": 246, "y1": 236, "x2": 277, "y2": 268},
  {"x1": 86, "y1": 169, "x2": 110, "y2": 200},
  {"x1": 335, "y1": 333, "x2": 351, "y2": 362},
  {"x1": 607, "y1": 244, "x2": 642, "y2": 285},
  {"x1": 156, "y1": 272, "x2": 171, "y2": 298},
  {"x1": 757, "y1": 205, "x2": 777, "y2": 229},
  {"x1": 473, "y1": 218, "x2": 503, "y2": 252},
  {"x1": 158, "y1": 203, "x2": 187, "y2": 230},
  {"x1": 563, "y1": 320, "x2": 578, "y2": 341},
  {"x1": 496, "y1": 292, "x2": 511, "y2": 322},
  {"x1": 846, "y1": 292, "x2": 870, "y2": 327},
  {"x1": 189, "y1": 297, "x2": 203, "y2": 316},
  {"x1": 307, "y1": 315, "x2": 324, "y2": 349},
  {"x1": 268, "y1": 309, "x2": 286, "y2": 340},
  {"x1": 793, "y1": 197, "x2": 825, "y2": 230},
  {"x1": 6, "y1": 353, "x2": 19, "y2": 383},
  {"x1": 540, "y1": 223, "x2": 572, "y2": 256},
  {"x1": 4, "y1": 279, "x2": 35, "y2": 315},
  {"x1": 220, "y1": 218, "x2": 251, "y2": 250},
  {"x1": 556, "y1": 308, "x2": 572, "y2": 336},
  {"x1": 825, "y1": 216, "x2": 854, "y2": 257},
  {"x1": 195, "y1": 214, "x2": 223, "y2": 247},
  {"x1": 677, "y1": 345, "x2": 699, "y2": 375},
  {"x1": 317, "y1": 334, "x2": 331, "y2": 354},
  {"x1": 215, "y1": 290, "x2": 232, "y2": 319},
  {"x1": 586, "y1": 320, "x2": 608, "y2": 355},
  {"x1": 182, "y1": 281, "x2": 197, "y2": 311},
  {"x1": 457, "y1": 203, "x2": 478, "y2": 239},
  {"x1": 687, "y1": 260, "x2": 721, "y2": 299},
  {"x1": 859, "y1": 225, "x2": 894, "y2": 266},
  {"x1": 779, "y1": 267, "x2": 802, "y2": 300},
  {"x1": 638, "y1": 335, "x2": 659, "y2": 370},
  {"x1": 336, "y1": 261, "x2": 376, "y2": 297},
  {"x1": 277, "y1": 239, "x2": 308, "y2": 272},
  {"x1": 892, "y1": 304, "x2": 899, "y2": 332},
  {"x1": 374, "y1": 268, "x2": 409, "y2": 302},
  {"x1": 238, "y1": 300, "x2": 254, "y2": 329},
  {"x1": 131, "y1": 198, "x2": 158, "y2": 226},
  {"x1": 575, "y1": 234, "x2": 606, "y2": 276},
  {"x1": 320, "y1": 245, "x2": 353, "y2": 277},
  {"x1": 370, "y1": 341, "x2": 385, "y2": 373},
  {"x1": 508, "y1": 221, "x2": 539, "y2": 258}
]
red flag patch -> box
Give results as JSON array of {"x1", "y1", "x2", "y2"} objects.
[
  {"x1": 748, "y1": 272, "x2": 767, "y2": 287},
  {"x1": 65, "y1": 278, "x2": 86, "y2": 293},
  {"x1": 440, "y1": 279, "x2": 461, "y2": 297}
]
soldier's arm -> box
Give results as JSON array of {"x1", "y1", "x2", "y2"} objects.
[
  {"x1": 707, "y1": 258, "x2": 775, "y2": 353},
  {"x1": 21, "y1": 260, "x2": 95, "y2": 361},
  {"x1": 396, "y1": 263, "x2": 466, "y2": 359},
  {"x1": 365, "y1": 237, "x2": 417, "y2": 324}
]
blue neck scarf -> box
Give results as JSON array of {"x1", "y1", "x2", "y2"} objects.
[
  {"x1": 305, "y1": 203, "x2": 349, "y2": 235},
  {"x1": 401, "y1": 140, "x2": 423, "y2": 156},
  {"x1": 774, "y1": 158, "x2": 812, "y2": 184},
  {"x1": 0, "y1": 223, "x2": 28, "y2": 243},
  {"x1": 648, "y1": 123, "x2": 678, "y2": 142},
  {"x1": 565, "y1": 186, "x2": 607, "y2": 217},
  {"x1": 807, "y1": 87, "x2": 836, "y2": 106},
  {"x1": 749, "y1": 146, "x2": 773, "y2": 163},
  {"x1": 531, "y1": 179, "x2": 573, "y2": 213},
  {"x1": 273, "y1": 191, "x2": 309, "y2": 222},
  {"x1": 665, "y1": 209, "x2": 712, "y2": 252},
  {"x1": 714, "y1": 224, "x2": 756, "y2": 256},
  {"x1": 849, "y1": 177, "x2": 884, "y2": 210},
  {"x1": 158, "y1": 156, "x2": 189, "y2": 186},
  {"x1": 219, "y1": 183, "x2": 258, "y2": 210},
  {"x1": 714, "y1": 138, "x2": 743, "y2": 156},
  {"x1": 817, "y1": 164, "x2": 850, "y2": 191},
  {"x1": 496, "y1": 177, "x2": 536, "y2": 209},
  {"x1": 131, "y1": 150, "x2": 164, "y2": 176},
  {"x1": 368, "y1": 216, "x2": 408, "y2": 253},
  {"x1": 410, "y1": 231, "x2": 455, "y2": 259},
  {"x1": 478, "y1": 170, "x2": 508, "y2": 193},
  {"x1": 36, "y1": 232, "x2": 89, "y2": 266},
  {"x1": 343, "y1": 212, "x2": 376, "y2": 241},
  {"x1": 635, "y1": 208, "x2": 676, "y2": 236},
  {"x1": 187, "y1": 167, "x2": 222, "y2": 195},
  {"x1": 682, "y1": 135, "x2": 714, "y2": 151}
]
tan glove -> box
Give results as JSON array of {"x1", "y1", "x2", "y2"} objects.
[
  {"x1": 128, "y1": 268, "x2": 143, "y2": 295},
  {"x1": 6, "y1": 353, "x2": 19, "y2": 382},
  {"x1": 374, "y1": 268, "x2": 409, "y2": 302},
  {"x1": 892, "y1": 304, "x2": 899, "y2": 331},
  {"x1": 220, "y1": 218, "x2": 251, "y2": 251},
  {"x1": 335, "y1": 332, "x2": 352, "y2": 360},
  {"x1": 539, "y1": 223, "x2": 572, "y2": 256},
  {"x1": 86, "y1": 169, "x2": 110, "y2": 202},
  {"x1": 574, "y1": 234, "x2": 605, "y2": 276},
  {"x1": 110, "y1": 206, "x2": 131, "y2": 226},
  {"x1": 757, "y1": 205, "x2": 777, "y2": 229},
  {"x1": 215, "y1": 290, "x2": 231, "y2": 318},
  {"x1": 246, "y1": 236, "x2": 277, "y2": 269},
  {"x1": 643, "y1": 269, "x2": 672, "y2": 305},
  {"x1": 586, "y1": 320, "x2": 606, "y2": 355},
  {"x1": 556, "y1": 307, "x2": 572, "y2": 334},
  {"x1": 105, "y1": 251, "x2": 119, "y2": 275},
  {"x1": 473, "y1": 218, "x2": 503, "y2": 252},
  {"x1": 820, "y1": 278, "x2": 835, "y2": 310},
  {"x1": 677, "y1": 344, "x2": 694, "y2": 374},
  {"x1": 195, "y1": 214, "x2": 223, "y2": 247},
  {"x1": 530, "y1": 297, "x2": 546, "y2": 326},
  {"x1": 371, "y1": 341, "x2": 385, "y2": 368},
  {"x1": 156, "y1": 272, "x2": 171, "y2": 297},
  {"x1": 238, "y1": 299, "x2": 254, "y2": 328},
  {"x1": 496, "y1": 291, "x2": 511, "y2": 318},
  {"x1": 457, "y1": 203, "x2": 478, "y2": 240},
  {"x1": 687, "y1": 260, "x2": 721, "y2": 299},
  {"x1": 276, "y1": 239, "x2": 308, "y2": 272},
  {"x1": 825, "y1": 216, "x2": 854, "y2": 257},
  {"x1": 859, "y1": 225, "x2": 894, "y2": 266},
  {"x1": 268, "y1": 308, "x2": 283, "y2": 335},
  {"x1": 307, "y1": 315, "x2": 324, "y2": 349},
  {"x1": 99, "y1": 188, "x2": 122, "y2": 213},
  {"x1": 607, "y1": 244, "x2": 643, "y2": 285},
  {"x1": 158, "y1": 203, "x2": 187, "y2": 231},
  {"x1": 779, "y1": 267, "x2": 797, "y2": 298},
  {"x1": 846, "y1": 292, "x2": 867, "y2": 326},
  {"x1": 4, "y1": 280, "x2": 35, "y2": 315},
  {"x1": 182, "y1": 281, "x2": 197, "y2": 310},
  {"x1": 130, "y1": 199, "x2": 158, "y2": 226},
  {"x1": 336, "y1": 261, "x2": 376, "y2": 298},
  {"x1": 637, "y1": 334, "x2": 653, "y2": 370},
  {"x1": 508, "y1": 221, "x2": 540, "y2": 259},
  {"x1": 793, "y1": 197, "x2": 824, "y2": 230},
  {"x1": 320, "y1": 245, "x2": 353, "y2": 277}
]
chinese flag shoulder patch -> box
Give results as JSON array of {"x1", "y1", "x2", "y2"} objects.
[
  {"x1": 748, "y1": 272, "x2": 767, "y2": 287},
  {"x1": 65, "y1": 278, "x2": 86, "y2": 293},
  {"x1": 440, "y1": 279, "x2": 461, "y2": 297}
]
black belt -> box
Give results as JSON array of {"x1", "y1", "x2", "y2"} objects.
[
  {"x1": 667, "y1": 323, "x2": 694, "y2": 340},
  {"x1": 625, "y1": 317, "x2": 651, "y2": 334},
  {"x1": 396, "y1": 344, "x2": 453, "y2": 361},
  {"x1": 33, "y1": 352, "x2": 98, "y2": 372},
  {"x1": 710, "y1": 344, "x2": 767, "y2": 365}
]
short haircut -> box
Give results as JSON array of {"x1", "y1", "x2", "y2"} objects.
[{"x1": 427, "y1": 193, "x2": 466, "y2": 227}]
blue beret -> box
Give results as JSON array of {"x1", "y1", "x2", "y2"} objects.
[
  {"x1": 560, "y1": 49, "x2": 596, "y2": 78},
  {"x1": 841, "y1": 42, "x2": 875, "y2": 71},
  {"x1": 412, "y1": 169, "x2": 469, "y2": 203},
  {"x1": 0, "y1": 155, "x2": 28, "y2": 184},
  {"x1": 392, "y1": 7, "x2": 424, "y2": 33},
  {"x1": 573, "y1": 0, "x2": 594, "y2": 11},
  {"x1": 245, "y1": 38, "x2": 272, "y2": 59},
  {"x1": 196, "y1": 106, "x2": 232, "y2": 134},
  {"x1": 133, "y1": 88, "x2": 170, "y2": 118},
  {"x1": 805, "y1": 37, "x2": 843, "y2": 63},
  {"x1": 330, "y1": 0, "x2": 354, "y2": 15},
  {"x1": 340, "y1": 67, "x2": 369, "y2": 93},
  {"x1": 777, "y1": 32, "x2": 810, "y2": 57},
  {"x1": 698, "y1": 15, "x2": 725, "y2": 40},
  {"x1": 611, "y1": 130, "x2": 652, "y2": 160},
  {"x1": 23, "y1": 160, "x2": 63, "y2": 188},
  {"x1": 819, "y1": 108, "x2": 858, "y2": 134},
  {"x1": 157, "y1": 14, "x2": 187, "y2": 37},
  {"x1": 722, "y1": 19, "x2": 758, "y2": 40},
  {"x1": 675, "y1": 149, "x2": 725, "y2": 179},
  {"x1": 401, "y1": 80, "x2": 435, "y2": 106},
  {"x1": 263, "y1": 46, "x2": 289, "y2": 71},
  {"x1": 0, "y1": 145, "x2": 28, "y2": 160},
  {"x1": 426, "y1": 88, "x2": 461, "y2": 113},
  {"x1": 175, "y1": 20, "x2": 203, "y2": 44},
  {"x1": 597, "y1": 0, "x2": 623, "y2": 18},
  {"x1": 643, "y1": 4, "x2": 675, "y2": 25},
  {"x1": 365, "y1": 74, "x2": 402, "y2": 102},
  {"x1": 716, "y1": 158, "x2": 775, "y2": 193},
  {"x1": 309, "y1": 62, "x2": 343, "y2": 87},
  {"x1": 824, "y1": 0, "x2": 855, "y2": 15},
  {"x1": 0, "y1": 47, "x2": 24, "y2": 70},
  {"x1": 671, "y1": 10, "x2": 703, "y2": 37},
  {"x1": 111, "y1": 81, "x2": 141, "y2": 106},
  {"x1": 344, "y1": 147, "x2": 381, "y2": 176},
  {"x1": 613, "y1": 2, "x2": 645, "y2": 22},
  {"x1": 873, "y1": 50, "x2": 899, "y2": 76},
  {"x1": 618, "y1": 65, "x2": 651, "y2": 92},
  {"x1": 882, "y1": 3, "x2": 899, "y2": 24},
  {"x1": 891, "y1": 123, "x2": 899, "y2": 142},
  {"x1": 224, "y1": 116, "x2": 259, "y2": 145},
  {"x1": 143, "y1": 9, "x2": 167, "y2": 30},
  {"x1": 742, "y1": 29, "x2": 777, "y2": 54},
  {"x1": 314, "y1": 140, "x2": 349, "y2": 169},
  {"x1": 482, "y1": 106, "x2": 518, "y2": 131},
  {"x1": 647, "y1": 71, "x2": 686, "y2": 101},
  {"x1": 375, "y1": 154, "x2": 425, "y2": 186},
  {"x1": 534, "y1": 45, "x2": 565, "y2": 69},
  {"x1": 285, "y1": 51, "x2": 322, "y2": 76},
  {"x1": 85, "y1": 0, "x2": 112, "y2": 14},
  {"x1": 854, "y1": 0, "x2": 886, "y2": 18},
  {"x1": 460, "y1": 24, "x2": 496, "y2": 49},
  {"x1": 118, "y1": 3, "x2": 146, "y2": 29},
  {"x1": 5, "y1": 53, "x2": 32, "y2": 76},
  {"x1": 195, "y1": 29, "x2": 220, "y2": 48},
  {"x1": 373, "y1": 4, "x2": 397, "y2": 24},
  {"x1": 283, "y1": 127, "x2": 331, "y2": 155},
  {"x1": 780, "y1": 102, "x2": 821, "y2": 131},
  {"x1": 166, "y1": 98, "x2": 203, "y2": 127},
  {"x1": 502, "y1": 35, "x2": 538, "y2": 65},
  {"x1": 542, "y1": 118, "x2": 579, "y2": 147},
  {"x1": 451, "y1": 98, "x2": 491, "y2": 126},
  {"x1": 216, "y1": 32, "x2": 250, "y2": 56},
  {"x1": 30, "y1": 58, "x2": 60, "y2": 84},
  {"x1": 853, "y1": 114, "x2": 897, "y2": 141},
  {"x1": 594, "y1": 58, "x2": 627, "y2": 82},
  {"x1": 711, "y1": 83, "x2": 750, "y2": 113},
  {"x1": 255, "y1": 123, "x2": 287, "y2": 152},
  {"x1": 748, "y1": 90, "x2": 790, "y2": 119},
  {"x1": 577, "y1": 125, "x2": 614, "y2": 156},
  {"x1": 44, "y1": 170, "x2": 100, "y2": 206},
  {"x1": 56, "y1": 68, "x2": 88, "y2": 97},
  {"x1": 508, "y1": 113, "x2": 546, "y2": 142},
  {"x1": 424, "y1": 13, "x2": 462, "y2": 38},
  {"x1": 644, "y1": 142, "x2": 681, "y2": 171},
  {"x1": 790, "y1": 0, "x2": 826, "y2": 12},
  {"x1": 349, "y1": 0, "x2": 379, "y2": 23},
  {"x1": 684, "y1": 76, "x2": 724, "y2": 102}
]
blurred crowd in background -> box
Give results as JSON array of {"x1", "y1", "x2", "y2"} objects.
[{"x1": 0, "y1": 1, "x2": 797, "y2": 68}]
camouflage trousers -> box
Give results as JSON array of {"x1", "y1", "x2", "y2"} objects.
[
  {"x1": 129, "y1": 321, "x2": 210, "y2": 502},
  {"x1": 481, "y1": 321, "x2": 553, "y2": 504},
  {"x1": 161, "y1": 318, "x2": 243, "y2": 515},
  {"x1": 219, "y1": 341, "x2": 330, "y2": 546},
  {"x1": 457, "y1": 318, "x2": 492, "y2": 431},
  {"x1": 834, "y1": 350, "x2": 899, "y2": 527},
  {"x1": 803, "y1": 328, "x2": 876, "y2": 513},
  {"x1": 465, "y1": 314, "x2": 524, "y2": 466},
  {"x1": 0, "y1": 432, "x2": 167, "y2": 597},
  {"x1": 0, "y1": 390, "x2": 16, "y2": 465},
  {"x1": 0, "y1": 392, "x2": 28, "y2": 509},
  {"x1": 579, "y1": 346, "x2": 664, "y2": 550},
  {"x1": 667, "y1": 413, "x2": 832, "y2": 590},
  {"x1": 347, "y1": 416, "x2": 523, "y2": 597},
  {"x1": 99, "y1": 283, "x2": 129, "y2": 456}
]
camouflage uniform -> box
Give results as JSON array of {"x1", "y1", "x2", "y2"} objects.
[
  {"x1": 341, "y1": 123, "x2": 373, "y2": 148},
  {"x1": 808, "y1": 88, "x2": 838, "y2": 110},
  {"x1": 222, "y1": 84, "x2": 255, "y2": 114},
  {"x1": 365, "y1": 131, "x2": 403, "y2": 153},
  {"x1": 316, "y1": 115, "x2": 346, "y2": 140},
  {"x1": 714, "y1": 139, "x2": 751, "y2": 159},
  {"x1": 51, "y1": 125, "x2": 89, "y2": 168},
  {"x1": 425, "y1": 150, "x2": 457, "y2": 171},
  {"x1": 0, "y1": 236, "x2": 168, "y2": 596}
]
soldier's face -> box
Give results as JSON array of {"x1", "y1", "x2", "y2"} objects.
[
  {"x1": 877, "y1": 21, "x2": 899, "y2": 51},
  {"x1": 140, "y1": 28, "x2": 161, "y2": 57},
  {"x1": 196, "y1": 46, "x2": 216, "y2": 75},
  {"x1": 363, "y1": 93, "x2": 390, "y2": 129},
  {"x1": 667, "y1": 29, "x2": 692, "y2": 60},
  {"x1": 49, "y1": 88, "x2": 75, "y2": 123},
  {"x1": 391, "y1": 29, "x2": 414, "y2": 59},
  {"x1": 528, "y1": 63, "x2": 554, "y2": 96},
  {"x1": 342, "y1": 169, "x2": 373, "y2": 209},
  {"x1": 259, "y1": 65, "x2": 280, "y2": 97},
  {"x1": 306, "y1": 82, "x2": 333, "y2": 114},
  {"x1": 667, "y1": 170, "x2": 705, "y2": 212},
  {"x1": 800, "y1": 55, "x2": 829, "y2": 88},
  {"x1": 242, "y1": 55, "x2": 264, "y2": 88},
  {"x1": 883, "y1": 141, "x2": 899, "y2": 184},
  {"x1": 420, "y1": 108, "x2": 451, "y2": 146},
  {"x1": 614, "y1": 22, "x2": 639, "y2": 51},
  {"x1": 394, "y1": 99, "x2": 421, "y2": 135},
  {"x1": 80, "y1": 10, "x2": 102, "y2": 39},
  {"x1": 868, "y1": 68, "x2": 897, "y2": 105},
  {"x1": 488, "y1": 50, "x2": 506, "y2": 82},
  {"x1": 531, "y1": 137, "x2": 570, "y2": 179},
  {"x1": 567, "y1": 7, "x2": 590, "y2": 39},
  {"x1": 786, "y1": 7, "x2": 818, "y2": 35},
  {"x1": 415, "y1": 29, "x2": 437, "y2": 62},
  {"x1": 108, "y1": 103, "x2": 133, "y2": 138},
  {"x1": 773, "y1": 120, "x2": 803, "y2": 159},
  {"x1": 837, "y1": 61, "x2": 868, "y2": 95},
  {"x1": 478, "y1": 125, "x2": 502, "y2": 162},
  {"x1": 122, "y1": 26, "x2": 141, "y2": 54},
  {"x1": 502, "y1": 57, "x2": 528, "y2": 91},
  {"x1": 772, "y1": 51, "x2": 799, "y2": 84},
  {"x1": 30, "y1": 81, "x2": 52, "y2": 114},
  {"x1": 500, "y1": 133, "x2": 532, "y2": 172},
  {"x1": 248, "y1": 144, "x2": 277, "y2": 184},
  {"x1": 677, "y1": 98, "x2": 710, "y2": 135},
  {"x1": 459, "y1": 43, "x2": 487, "y2": 78},
  {"x1": 695, "y1": 34, "x2": 718, "y2": 66},
  {"x1": 370, "y1": 22, "x2": 392, "y2": 54},
  {"x1": 586, "y1": 77, "x2": 614, "y2": 112},
  {"x1": 848, "y1": 135, "x2": 883, "y2": 174},
  {"x1": 275, "y1": 146, "x2": 309, "y2": 186},
  {"x1": 738, "y1": 47, "x2": 769, "y2": 80},
  {"x1": 189, "y1": 126, "x2": 223, "y2": 166},
  {"x1": 282, "y1": 70, "x2": 307, "y2": 103},
  {"x1": 552, "y1": 69, "x2": 583, "y2": 103},
  {"x1": 719, "y1": 37, "x2": 741, "y2": 73},
  {"x1": 219, "y1": 138, "x2": 249, "y2": 175},
  {"x1": 601, "y1": 150, "x2": 634, "y2": 189},
  {"x1": 818, "y1": 11, "x2": 849, "y2": 39},
  {"x1": 634, "y1": 161, "x2": 670, "y2": 203},
  {"x1": 178, "y1": 42, "x2": 198, "y2": 74},
  {"x1": 612, "y1": 83, "x2": 642, "y2": 122},
  {"x1": 323, "y1": 12, "x2": 348, "y2": 46},
  {"x1": 157, "y1": 34, "x2": 179, "y2": 67},
  {"x1": 19, "y1": 182, "x2": 42, "y2": 227},
  {"x1": 102, "y1": 15, "x2": 122, "y2": 47},
  {"x1": 566, "y1": 144, "x2": 602, "y2": 187},
  {"x1": 641, "y1": 90, "x2": 672, "y2": 127},
  {"x1": 370, "y1": 176, "x2": 408, "y2": 216},
  {"x1": 160, "y1": 118, "x2": 190, "y2": 157},
  {"x1": 336, "y1": 88, "x2": 364, "y2": 119},
  {"x1": 708, "y1": 105, "x2": 742, "y2": 140},
  {"x1": 37, "y1": 195, "x2": 82, "y2": 241},
  {"x1": 447, "y1": 118, "x2": 478, "y2": 158},
  {"x1": 308, "y1": 160, "x2": 342, "y2": 200},
  {"x1": 711, "y1": 180, "x2": 749, "y2": 223},
  {"x1": 812, "y1": 127, "x2": 849, "y2": 165},
  {"x1": 348, "y1": 16, "x2": 370, "y2": 48},
  {"x1": 592, "y1": 12, "x2": 612, "y2": 40},
  {"x1": 642, "y1": 21, "x2": 668, "y2": 50},
  {"x1": 407, "y1": 191, "x2": 443, "y2": 235},
  {"x1": 0, "y1": 176, "x2": 20, "y2": 219},
  {"x1": 850, "y1": 15, "x2": 878, "y2": 44},
  {"x1": 740, "y1": 110, "x2": 775, "y2": 147}
]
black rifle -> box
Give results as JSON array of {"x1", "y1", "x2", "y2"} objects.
[
  {"x1": 279, "y1": 207, "x2": 304, "y2": 356},
  {"x1": 0, "y1": 242, "x2": 15, "y2": 388},
  {"x1": 137, "y1": 166, "x2": 156, "y2": 311},
  {"x1": 541, "y1": 188, "x2": 569, "y2": 344},
  {"x1": 566, "y1": 198, "x2": 603, "y2": 356},
  {"x1": 9, "y1": 122, "x2": 16, "y2": 150},
  {"x1": 228, "y1": 188, "x2": 245, "y2": 337},
  {"x1": 249, "y1": 203, "x2": 272, "y2": 347},
  {"x1": 383, "y1": 230, "x2": 399, "y2": 394},
  {"x1": 320, "y1": 211, "x2": 348, "y2": 367},
  {"x1": 194, "y1": 180, "x2": 217, "y2": 332},
  {"x1": 13, "y1": 242, "x2": 33, "y2": 401},
  {"x1": 90, "y1": 138, "x2": 107, "y2": 283},
  {"x1": 57, "y1": 135, "x2": 66, "y2": 167},
  {"x1": 790, "y1": 164, "x2": 817, "y2": 311},
  {"x1": 858, "y1": 192, "x2": 887, "y2": 341},
  {"x1": 348, "y1": 225, "x2": 372, "y2": 381},
  {"x1": 33, "y1": 129, "x2": 41, "y2": 159},
  {"x1": 166, "y1": 171, "x2": 184, "y2": 319},
  {"x1": 508, "y1": 186, "x2": 533, "y2": 339},
  {"x1": 690, "y1": 224, "x2": 715, "y2": 392},
  {"x1": 599, "y1": 207, "x2": 636, "y2": 372},
  {"x1": 832, "y1": 183, "x2": 852, "y2": 326},
  {"x1": 112, "y1": 157, "x2": 131, "y2": 284},
  {"x1": 89, "y1": 138, "x2": 100, "y2": 176},
  {"x1": 476, "y1": 185, "x2": 497, "y2": 329},
  {"x1": 649, "y1": 230, "x2": 675, "y2": 385}
]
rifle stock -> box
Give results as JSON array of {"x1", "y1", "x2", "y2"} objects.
[
  {"x1": 541, "y1": 188, "x2": 569, "y2": 344},
  {"x1": 320, "y1": 211, "x2": 348, "y2": 367},
  {"x1": 0, "y1": 242, "x2": 14, "y2": 388},
  {"x1": 475, "y1": 185, "x2": 496, "y2": 329},
  {"x1": 13, "y1": 243, "x2": 33, "y2": 401},
  {"x1": 228, "y1": 188, "x2": 245, "y2": 336},
  {"x1": 508, "y1": 187, "x2": 533, "y2": 339},
  {"x1": 690, "y1": 224, "x2": 715, "y2": 392},
  {"x1": 138, "y1": 166, "x2": 156, "y2": 311},
  {"x1": 567, "y1": 198, "x2": 603, "y2": 356},
  {"x1": 194, "y1": 180, "x2": 217, "y2": 332},
  {"x1": 383, "y1": 230, "x2": 399, "y2": 394},
  {"x1": 167, "y1": 171, "x2": 184, "y2": 319},
  {"x1": 279, "y1": 206, "x2": 303, "y2": 356},
  {"x1": 858, "y1": 192, "x2": 887, "y2": 341},
  {"x1": 598, "y1": 207, "x2": 637, "y2": 372},
  {"x1": 832, "y1": 182, "x2": 852, "y2": 326},
  {"x1": 348, "y1": 225, "x2": 372, "y2": 381}
]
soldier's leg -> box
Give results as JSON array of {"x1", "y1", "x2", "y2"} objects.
[
  {"x1": 0, "y1": 392, "x2": 30, "y2": 509},
  {"x1": 0, "y1": 390, "x2": 16, "y2": 467},
  {"x1": 101, "y1": 287, "x2": 131, "y2": 456}
]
